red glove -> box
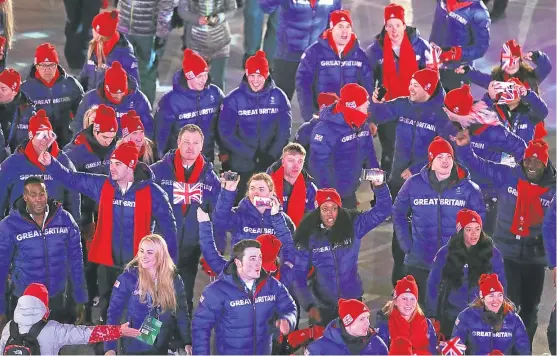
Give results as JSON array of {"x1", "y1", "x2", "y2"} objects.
[
  {"x1": 287, "y1": 325, "x2": 325, "y2": 349},
  {"x1": 88, "y1": 325, "x2": 121, "y2": 343},
  {"x1": 440, "y1": 46, "x2": 463, "y2": 63},
  {"x1": 200, "y1": 257, "x2": 217, "y2": 277}
]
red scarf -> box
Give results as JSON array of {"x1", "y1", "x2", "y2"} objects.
[
  {"x1": 324, "y1": 30, "x2": 356, "y2": 57},
  {"x1": 382, "y1": 32, "x2": 419, "y2": 100},
  {"x1": 97, "y1": 32, "x2": 120, "y2": 62},
  {"x1": 74, "y1": 132, "x2": 93, "y2": 152},
  {"x1": 89, "y1": 180, "x2": 152, "y2": 266},
  {"x1": 24, "y1": 140, "x2": 60, "y2": 172},
  {"x1": 270, "y1": 165, "x2": 307, "y2": 227},
  {"x1": 510, "y1": 178, "x2": 549, "y2": 236},
  {"x1": 35, "y1": 68, "x2": 60, "y2": 88},
  {"x1": 335, "y1": 104, "x2": 368, "y2": 129},
  {"x1": 446, "y1": 0, "x2": 473, "y2": 13},
  {"x1": 174, "y1": 152, "x2": 204, "y2": 213},
  {"x1": 388, "y1": 308, "x2": 431, "y2": 355}
]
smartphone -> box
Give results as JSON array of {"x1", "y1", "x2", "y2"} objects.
[
  {"x1": 223, "y1": 171, "x2": 238, "y2": 181},
  {"x1": 376, "y1": 86, "x2": 387, "y2": 101},
  {"x1": 254, "y1": 196, "x2": 272, "y2": 208},
  {"x1": 362, "y1": 168, "x2": 386, "y2": 186}
]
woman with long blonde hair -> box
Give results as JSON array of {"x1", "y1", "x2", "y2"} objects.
[
  {"x1": 0, "y1": 0, "x2": 14, "y2": 71},
  {"x1": 375, "y1": 275, "x2": 437, "y2": 354},
  {"x1": 117, "y1": 109, "x2": 158, "y2": 165},
  {"x1": 79, "y1": 10, "x2": 139, "y2": 92},
  {"x1": 105, "y1": 234, "x2": 192, "y2": 355}
]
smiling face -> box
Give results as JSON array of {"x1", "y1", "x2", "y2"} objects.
[
  {"x1": 523, "y1": 156, "x2": 545, "y2": 181},
  {"x1": 139, "y1": 240, "x2": 158, "y2": 271},
  {"x1": 431, "y1": 153, "x2": 454, "y2": 177},
  {"x1": 484, "y1": 292, "x2": 504, "y2": 313},
  {"x1": 246, "y1": 72, "x2": 266, "y2": 92},
  {"x1": 331, "y1": 21, "x2": 352, "y2": 47},
  {"x1": 385, "y1": 18, "x2": 406, "y2": 45},
  {"x1": 187, "y1": 72, "x2": 209, "y2": 91},
  {"x1": 395, "y1": 292, "x2": 418, "y2": 319},
  {"x1": 504, "y1": 58, "x2": 520, "y2": 75},
  {"x1": 408, "y1": 78, "x2": 429, "y2": 102},
  {"x1": 235, "y1": 247, "x2": 263, "y2": 281},
  {"x1": 463, "y1": 222, "x2": 482, "y2": 248},
  {"x1": 345, "y1": 311, "x2": 370, "y2": 337}
]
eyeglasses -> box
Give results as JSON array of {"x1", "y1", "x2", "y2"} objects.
[{"x1": 36, "y1": 63, "x2": 57, "y2": 70}]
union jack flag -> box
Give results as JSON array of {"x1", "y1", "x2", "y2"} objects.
[
  {"x1": 441, "y1": 336, "x2": 467, "y2": 356},
  {"x1": 173, "y1": 182, "x2": 203, "y2": 205},
  {"x1": 426, "y1": 43, "x2": 443, "y2": 71},
  {"x1": 501, "y1": 42, "x2": 519, "y2": 71},
  {"x1": 496, "y1": 82, "x2": 524, "y2": 105}
]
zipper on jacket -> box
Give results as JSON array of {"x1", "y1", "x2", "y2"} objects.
[
  {"x1": 331, "y1": 247, "x2": 341, "y2": 299},
  {"x1": 436, "y1": 193, "x2": 442, "y2": 250},
  {"x1": 23, "y1": 212, "x2": 56, "y2": 290},
  {"x1": 410, "y1": 115, "x2": 418, "y2": 164}
]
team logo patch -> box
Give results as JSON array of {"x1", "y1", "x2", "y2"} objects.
[{"x1": 114, "y1": 280, "x2": 120, "y2": 288}]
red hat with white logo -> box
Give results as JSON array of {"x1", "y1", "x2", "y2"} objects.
[
  {"x1": 120, "y1": 110, "x2": 144, "y2": 137},
  {"x1": 92, "y1": 10, "x2": 119, "y2": 38},
  {"x1": 384, "y1": 3, "x2": 405, "y2": 24},
  {"x1": 93, "y1": 104, "x2": 118, "y2": 133},
  {"x1": 182, "y1": 49, "x2": 209, "y2": 80},
  {"x1": 394, "y1": 275, "x2": 419, "y2": 299},
  {"x1": 105, "y1": 61, "x2": 128, "y2": 94},
  {"x1": 524, "y1": 139, "x2": 549, "y2": 166},
  {"x1": 0, "y1": 68, "x2": 21, "y2": 93},
  {"x1": 456, "y1": 208, "x2": 483, "y2": 233},
  {"x1": 338, "y1": 83, "x2": 368, "y2": 110},
  {"x1": 411, "y1": 68, "x2": 439, "y2": 96},
  {"x1": 28, "y1": 109, "x2": 53, "y2": 139},
  {"x1": 315, "y1": 188, "x2": 342, "y2": 208},
  {"x1": 256, "y1": 234, "x2": 282, "y2": 273},
  {"x1": 444, "y1": 84, "x2": 474, "y2": 115},
  {"x1": 338, "y1": 298, "x2": 369, "y2": 327},
  {"x1": 111, "y1": 141, "x2": 139, "y2": 169},
  {"x1": 35, "y1": 43, "x2": 59, "y2": 65},
  {"x1": 245, "y1": 50, "x2": 269, "y2": 79},
  {"x1": 20, "y1": 283, "x2": 50, "y2": 319},
  {"x1": 478, "y1": 273, "x2": 504, "y2": 298},
  {"x1": 330, "y1": 10, "x2": 353, "y2": 28}
]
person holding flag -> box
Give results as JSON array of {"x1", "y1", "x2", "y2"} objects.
[
  {"x1": 150, "y1": 124, "x2": 221, "y2": 317},
  {"x1": 37, "y1": 140, "x2": 177, "y2": 322},
  {"x1": 451, "y1": 273, "x2": 530, "y2": 355}
]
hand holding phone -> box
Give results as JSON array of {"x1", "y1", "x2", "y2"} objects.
[{"x1": 362, "y1": 168, "x2": 386, "y2": 187}]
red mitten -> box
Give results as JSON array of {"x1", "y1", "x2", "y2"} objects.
[
  {"x1": 287, "y1": 328, "x2": 311, "y2": 349},
  {"x1": 88, "y1": 325, "x2": 122, "y2": 343},
  {"x1": 200, "y1": 257, "x2": 217, "y2": 277},
  {"x1": 440, "y1": 46, "x2": 463, "y2": 63}
]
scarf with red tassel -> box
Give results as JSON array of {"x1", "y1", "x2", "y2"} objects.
[
  {"x1": 174, "y1": 152, "x2": 204, "y2": 213},
  {"x1": 89, "y1": 180, "x2": 152, "y2": 266},
  {"x1": 270, "y1": 165, "x2": 307, "y2": 227}
]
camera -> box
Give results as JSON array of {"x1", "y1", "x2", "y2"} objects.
[
  {"x1": 223, "y1": 171, "x2": 238, "y2": 181},
  {"x1": 254, "y1": 196, "x2": 272, "y2": 208},
  {"x1": 362, "y1": 168, "x2": 386, "y2": 186},
  {"x1": 376, "y1": 86, "x2": 387, "y2": 101}
]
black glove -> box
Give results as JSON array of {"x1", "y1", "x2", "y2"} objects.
[
  {"x1": 460, "y1": 65, "x2": 472, "y2": 74},
  {"x1": 531, "y1": 50, "x2": 542, "y2": 61},
  {"x1": 154, "y1": 36, "x2": 167, "y2": 51}
]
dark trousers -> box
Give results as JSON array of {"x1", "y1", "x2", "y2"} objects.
[
  {"x1": 404, "y1": 265, "x2": 430, "y2": 309},
  {"x1": 483, "y1": 197, "x2": 498, "y2": 237},
  {"x1": 504, "y1": 259, "x2": 545, "y2": 347},
  {"x1": 63, "y1": 0, "x2": 101, "y2": 69},
  {"x1": 439, "y1": 68, "x2": 470, "y2": 92},
  {"x1": 97, "y1": 265, "x2": 123, "y2": 323},
  {"x1": 273, "y1": 59, "x2": 300, "y2": 100},
  {"x1": 549, "y1": 304, "x2": 556, "y2": 355},
  {"x1": 377, "y1": 121, "x2": 397, "y2": 177},
  {"x1": 177, "y1": 245, "x2": 202, "y2": 319}
]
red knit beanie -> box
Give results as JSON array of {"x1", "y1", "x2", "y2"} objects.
[
  {"x1": 384, "y1": 3, "x2": 405, "y2": 24},
  {"x1": 315, "y1": 188, "x2": 342, "y2": 208},
  {"x1": 256, "y1": 234, "x2": 282, "y2": 273},
  {"x1": 245, "y1": 50, "x2": 269, "y2": 79},
  {"x1": 105, "y1": 61, "x2": 128, "y2": 94},
  {"x1": 394, "y1": 275, "x2": 419, "y2": 299},
  {"x1": 182, "y1": 49, "x2": 209, "y2": 80},
  {"x1": 478, "y1": 273, "x2": 504, "y2": 298},
  {"x1": 120, "y1": 110, "x2": 144, "y2": 137},
  {"x1": 28, "y1": 109, "x2": 53, "y2": 139},
  {"x1": 35, "y1": 43, "x2": 59, "y2": 65},
  {"x1": 93, "y1": 104, "x2": 118, "y2": 133},
  {"x1": 524, "y1": 139, "x2": 549, "y2": 166},
  {"x1": 411, "y1": 68, "x2": 439, "y2": 96},
  {"x1": 428, "y1": 136, "x2": 454, "y2": 163},
  {"x1": 444, "y1": 85, "x2": 474, "y2": 115},
  {"x1": 92, "y1": 10, "x2": 119, "y2": 38},
  {"x1": 317, "y1": 92, "x2": 340, "y2": 110},
  {"x1": 21, "y1": 283, "x2": 50, "y2": 319},
  {"x1": 338, "y1": 298, "x2": 369, "y2": 327},
  {"x1": 0, "y1": 68, "x2": 21, "y2": 93},
  {"x1": 338, "y1": 83, "x2": 368, "y2": 110},
  {"x1": 329, "y1": 10, "x2": 353, "y2": 28},
  {"x1": 456, "y1": 208, "x2": 483, "y2": 233},
  {"x1": 111, "y1": 141, "x2": 139, "y2": 169}
]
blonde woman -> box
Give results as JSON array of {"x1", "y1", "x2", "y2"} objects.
[
  {"x1": 117, "y1": 110, "x2": 158, "y2": 165},
  {"x1": 78, "y1": 10, "x2": 139, "y2": 92},
  {"x1": 105, "y1": 234, "x2": 192, "y2": 355},
  {"x1": 0, "y1": 0, "x2": 13, "y2": 71}
]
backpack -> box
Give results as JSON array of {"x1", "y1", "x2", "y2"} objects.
[{"x1": 3, "y1": 320, "x2": 47, "y2": 355}]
